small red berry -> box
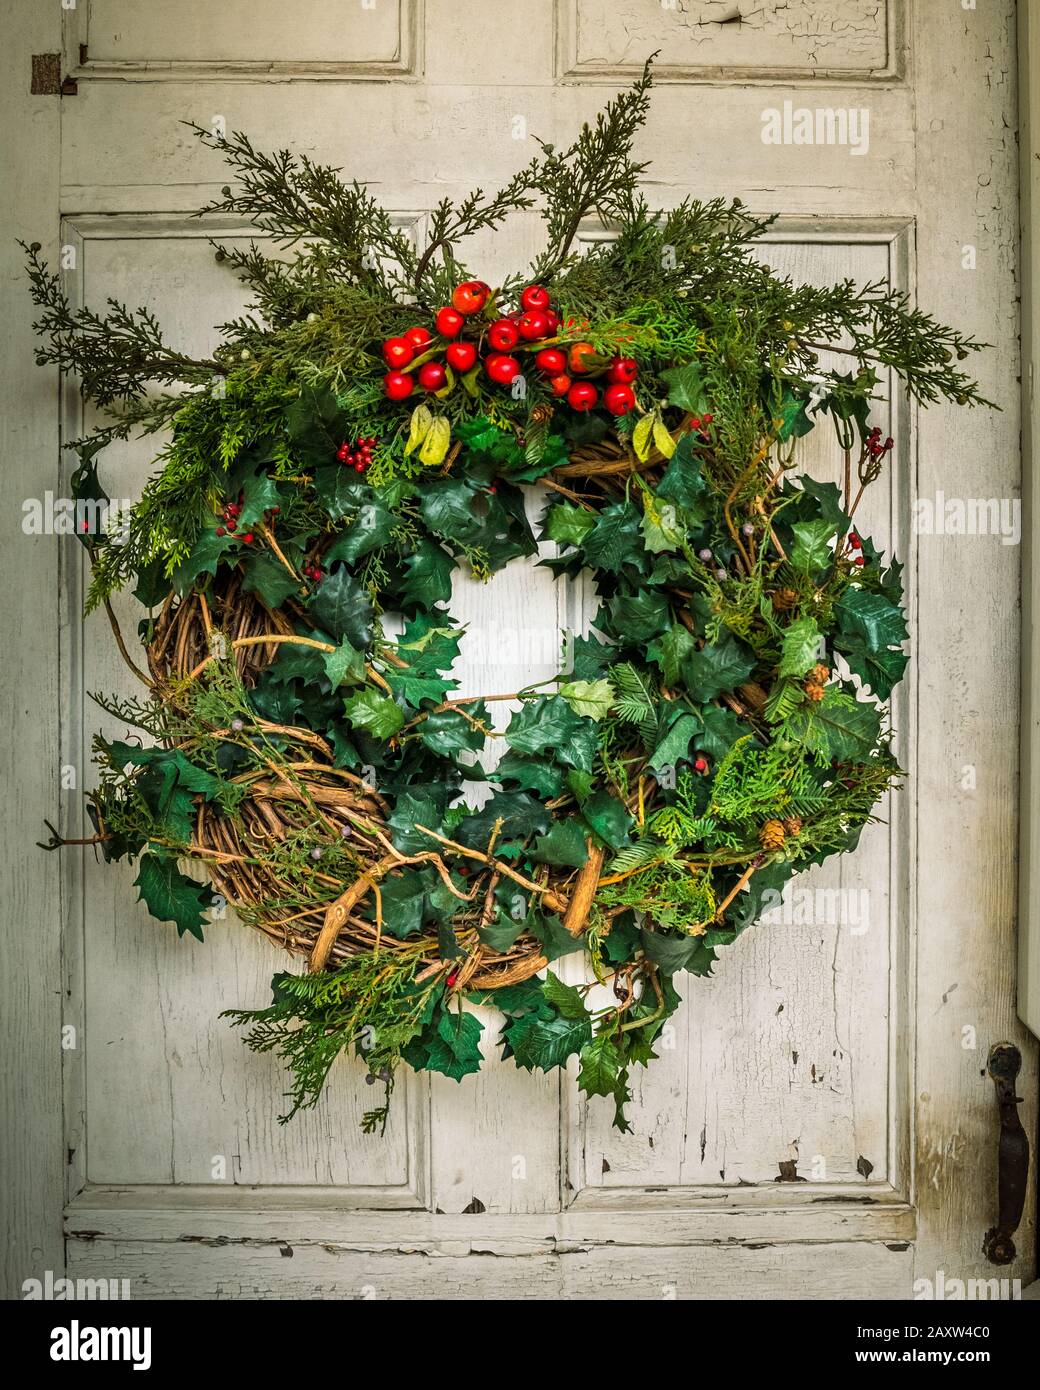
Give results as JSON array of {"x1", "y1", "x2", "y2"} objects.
[
  {"x1": 548, "y1": 373, "x2": 572, "y2": 397},
  {"x1": 404, "y1": 326, "x2": 432, "y2": 349},
  {"x1": 603, "y1": 383, "x2": 636, "y2": 416},
  {"x1": 381, "y1": 337, "x2": 414, "y2": 370},
  {"x1": 690, "y1": 416, "x2": 702, "y2": 430},
  {"x1": 849, "y1": 532, "x2": 862, "y2": 550},
  {"x1": 355, "y1": 461, "x2": 366, "y2": 472},
  {"x1": 519, "y1": 285, "x2": 551, "y2": 312},
  {"x1": 607, "y1": 356, "x2": 638, "y2": 385},
  {"x1": 694, "y1": 756, "x2": 708, "y2": 774},
  {"x1": 487, "y1": 318, "x2": 520, "y2": 351},
  {"x1": 854, "y1": 555, "x2": 865, "y2": 566},
  {"x1": 446, "y1": 341, "x2": 477, "y2": 372},
  {"x1": 567, "y1": 381, "x2": 598, "y2": 412},
  {"x1": 446, "y1": 972, "x2": 459, "y2": 988},
  {"x1": 242, "y1": 532, "x2": 254, "y2": 544},
  {"x1": 543, "y1": 310, "x2": 559, "y2": 335},
  {"x1": 702, "y1": 413, "x2": 714, "y2": 425},
  {"x1": 418, "y1": 361, "x2": 448, "y2": 391},
  {"x1": 534, "y1": 348, "x2": 567, "y2": 375},
  {"x1": 383, "y1": 371, "x2": 414, "y2": 401},
  {"x1": 435, "y1": 305, "x2": 465, "y2": 338},
  {"x1": 216, "y1": 526, "x2": 225, "y2": 537},
  {"x1": 337, "y1": 445, "x2": 350, "y2": 461},
  {"x1": 227, "y1": 519, "x2": 237, "y2": 531}
]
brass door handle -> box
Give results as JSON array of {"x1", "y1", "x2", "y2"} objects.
[{"x1": 982, "y1": 1043, "x2": 1029, "y2": 1265}]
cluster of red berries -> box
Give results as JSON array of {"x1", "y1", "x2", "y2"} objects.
[
  {"x1": 848, "y1": 529, "x2": 865, "y2": 566},
  {"x1": 336, "y1": 434, "x2": 378, "y2": 472},
  {"x1": 302, "y1": 559, "x2": 323, "y2": 583},
  {"x1": 379, "y1": 280, "x2": 640, "y2": 416},
  {"x1": 865, "y1": 426, "x2": 894, "y2": 461}
]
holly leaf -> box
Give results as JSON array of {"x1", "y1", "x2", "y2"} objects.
[
  {"x1": 343, "y1": 689, "x2": 405, "y2": 739},
  {"x1": 582, "y1": 503, "x2": 643, "y2": 574},
  {"x1": 399, "y1": 540, "x2": 456, "y2": 611},
  {"x1": 478, "y1": 909, "x2": 526, "y2": 953},
  {"x1": 419, "y1": 706, "x2": 487, "y2": 758},
  {"x1": 661, "y1": 362, "x2": 709, "y2": 415},
  {"x1": 834, "y1": 588, "x2": 909, "y2": 699},
  {"x1": 241, "y1": 552, "x2": 301, "y2": 609},
  {"x1": 559, "y1": 678, "x2": 614, "y2": 721},
  {"x1": 681, "y1": 632, "x2": 756, "y2": 701},
  {"x1": 133, "y1": 854, "x2": 210, "y2": 940},
  {"x1": 577, "y1": 1033, "x2": 623, "y2": 1098},
  {"x1": 789, "y1": 519, "x2": 835, "y2": 575},
  {"x1": 649, "y1": 710, "x2": 698, "y2": 771},
  {"x1": 778, "y1": 616, "x2": 823, "y2": 679},
  {"x1": 173, "y1": 525, "x2": 235, "y2": 593},
  {"x1": 530, "y1": 819, "x2": 591, "y2": 868},
  {"x1": 505, "y1": 696, "x2": 598, "y2": 772},
  {"x1": 323, "y1": 638, "x2": 366, "y2": 689},
  {"x1": 580, "y1": 791, "x2": 633, "y2": 851},
  {"x1": 312, "y1": 465, "x2": 367, "y2": 520},
  {"x1": 542, "y1": 970, "x2": 589, "y2": 1021},
  {"x1": 502, "y1": 1012, "x2": 592, "y2": 1072},
  {"x1": 641, "y1": 495, "x2": 685, "y2": 554},
  {"x1": 657, "y1": 434, "x2": 709, "y2": 517},
  {"x1": 543, "y1": 503, "x2": 597, "y2": 548},
  {"x1": 785, "y1": 688, "x2": 882, "y2": 762},
  {"x1": 236, "y1": 470, "x2": 282, "y2": 530},
  {"x1": 307, "y1": 567, "x2": 373, "y2": 648},
  {"x1": 607, "y1": 588, "x2": 670, "y2": 641},
  {"x1": 774, "y1": 386, "x2": 815, "y2": 442},
  {"x1": 648, "y1": 623, "x2": 696, "y2": 685},
  {"x1": 324, "y1": 501, "x2": 395, "y2": 566}
]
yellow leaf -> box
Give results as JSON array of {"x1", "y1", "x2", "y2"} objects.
[
  {"x1": 404, "y1": 404, "x2": 433, "y2": 457},
  {"x1": 419, "y1": 416, "x2": 451, "y2": 467},
  {"x1": 632, "y1": 413, "x2": 654, "y2": 462},
  {"x1": 652, "y1": 416, "x2": 677, "y2": 458}
]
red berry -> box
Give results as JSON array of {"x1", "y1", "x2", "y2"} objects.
[
  {"x1": 451, "y1": 280, "x2": 489, "y2": 316},
  {"x1": 543, "y1": 310, "x2": 559, "y2": 335},
  {"x1": 435, "y1": 306, "x2": 465, "y2": 338},
  {"x1": 568, "y1": 341, "x2": 596, "y2": 375},
  {"x1": 227, "y1": 519, "x2": 237, "y2": 531},
  {"x1": 607, "y1": 356, "x2": 638, "y2": 385},
  {"x1": 849, "y1": 532, "x2": 862, "y2": 550},
  {"x1": 216, "y1": 526, "x2": 225, "y2": 537},
  {"x1": 567, "y1": 381, "x2": 598, "y2": 412},
  {"x1": 446, "y1": 341, "x2": 478, "y2": 372},
  {"x1": 446, "y1": 972, "x2": 459, "y2": 988},
  {"x1": 702, "y1": 413, "x2": 714, "y2": 425},
  {"x1": 242, "y1": 532, "x2": 254, "y2": 544},
  {"x1": 534, "y1": 348, "x2": 567, "y2": 375},
  {"x1": 487, "y1": 319, "x2": 520, "y2": 351},
  {"x1": 519, "y1": 285, "x2": 551, "y2": 312},
  {"x1": 337, "y1": 445, "x2": 350, "y2": 460},
  {"x1": 548, "y1": 373, "x2": 572, "y2": 397},
  {"x1": 355, "y1": 461, "x2": 366, "y2": 472},
  {"x1": 518, "y1": 310, "x2": 549, "y2": 341},
  {"x1": 854, "y1": 555, "x2": 865, "y2": 566},
  {"x1": 603, "y1": 383, "x2": 636, "y2": 416},
  {"x1": 227, "y1": 503, "x2": 240, "y2": 516},
  {"x1": 418, "y1": 361, "x2": 447, "y2": 391},
  {"x1": 404, "y1": 326, "x2": 432, "y2": 349},
  {"x1": 690, "y1": 417, "x2": 702, "y2": 430},
  {"x1": 694, "y1": 756, "x2": 708, "y2": 774},
  {"x1": 382, "y1": 337, "x2": 414, "y2": 370},
  {"x1": 484, "y1": 353, "x2": 521, "y2": 385},
  {"x1": 383, "y1": 371, "x2": 414, "y2": 400}
]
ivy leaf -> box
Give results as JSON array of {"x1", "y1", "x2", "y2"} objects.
[
  {"x1": 241, "y1": 552, "x2": 301, "y2": 609},
  {"x1": 578, "y1": 1033, "x2": 623, "y2": 1098},
  {"x1": 682, "y1": 632, "x2": 756, "y2": 701},
  {"x1": 559, "y1": 678, "x2": 614, "y2": 721},
  {"x1": 542, "y1": 970, "x2": 589, "y2": 1021},
  {"x1": 778, "y1": 616, "x2": 823, "y2": 679},
  {"x1": 133, "y1": 853, "x2": 210, "y2": 940},
  {"x1": 399, "y1": 540, "x2": 456, "y2": 611},
  {"x1": 661, "y1": 362, "x2": 709, "y2": 415},
  {"x1": 789, "y1": 519, "x2": 835, "y2": 575},
  {"x1": 543, "y1": 502, "x2": 597, "y2": 548},
  {"x1": 343, "y1": 689, "x2": 405, "y2": 739},
  {"x1": 503, "y1": 1012, "x2": 592, "y2": 1072},
  {"x1": 307, "y1": 567, "x2": 373, "y2": 648},
  {"x1": 323, "y1": 638, "x2": 366, "y2": 689}
]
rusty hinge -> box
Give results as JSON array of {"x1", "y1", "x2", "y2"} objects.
[
  {"x1": 31, "y1": 54, "x2": 77, "y2": 97},
  {"x1": 982, "y1": 1043, "x2": 1030, "y2": 1266}
]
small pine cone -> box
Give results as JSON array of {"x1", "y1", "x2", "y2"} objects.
[
  {"x1": 804, "y1": 681, "x2": 825, "y2": 702},
  {"x1": 783, "y1": 816, "x2": 802, "y2": 837},
  {"x1": 810, "y1": 662, "x2": 829, "y2": 685},
  {"x1": 772, "y1": 587, "x2": 799, "y2": 612},
  {"x1": 760, "y1": 819, "x2": 786, "y2": 850}
]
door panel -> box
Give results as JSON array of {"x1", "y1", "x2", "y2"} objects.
[{"x1": 41, "y1": 0, "x2": 1034, "y2": 1297}]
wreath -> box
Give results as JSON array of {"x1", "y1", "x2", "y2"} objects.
[{"x1": 28, "y1": 64, "x2": 988, "y2": 1134}]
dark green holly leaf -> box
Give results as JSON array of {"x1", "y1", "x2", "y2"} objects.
[
  {"x1": 527, "y1": 910, "x2": 586, "y2": 963},
  {"x1": 640, "y1": 926, "x2": 716, "y2": 976},
  {"x1": 387, "y1": 789, "x2": 447, "y2": 854},
  {"x1": 648, "y1": 709, "x2": 697, "y2": 771},
  {"x1": 307, "y1": 567, "x2": 373, "y2": 648},
  {"x1": 607, "y1": 588, "x2": 670, "y2": 641},
  {"x1": 693, "y1": 704, "x2": 744, "y2": 759},
  {"x1": 241, "y1": 552, "x2": 302, "y2": 609},
  {"x1": 133, "y1": 853, "x2": 210, "y2": 940},
  {"x1": 454, "y1": 790, "x2": 551, "y2": 852},
  {"x1": 682, "y1": 632, "x2": 756, "y2": 701},
  {"x1": 419, "y1": 706, "x2": 487, "y2": 758},
  {"x1": 173, "y1": 524, "x2": 236, "y2": 593},
  {"x1": 505, "y1": 696, "x2": 599, "y2": 772},
  {"x1": 661, "y1": 362, "x2": 709, "y2": 415},
  {"x1": 324, "y1": 501, "x2": 396, "y2": 566},
  {"x1": 491, "y1": 751, "x2": 566, "y2": 799},
  {"x1": 580, "y1": 791, "x2": 633, "y2": 851},
  {"x1": 773, "y1": 385, "x2": 815, "y2": 442},
  {"x1": 323, "y1": 638, "x2": 366, "y2": 689},
  {"x1": 648, "y1": 623, "x2": 695, "y2": 686},
  {"x1": 789, "y1": 519, "x2": 835, "y2": 575},
  {"x1": 778, "y1": 616, "x2": 823, "y2": 679},
  {"x1": 399, "y1": 540, "x2": 455, "y2": 611},
  {"x1": 477, "y1": 909, "x2": 526, "y2": 953},
  {"x1": 569, "y1": 633, "x2": 613, "y2": 680},
  {"x1": 656, "y1": 434, "x2": 709, "y2": 517},
  {"x1": 542, "y1": 970, "x2": 589, "y2": 1021},
  {"x1": 582, "y1": 502, "x2": 643, "y2": 573},
  {"x1": 503, "y1": 1011, "x2": 591, "y2": 1072},
  {"x1": 578, "y1": 1033, "x2": 623, "y2": 1097},
  {"x1": 543, "y1": 502, "x2": 597, "y2": 548},
  {"x1": 343, "y1": 689, "x2": 405, "y2": 739},
  {"x1": 784, "y1": 688, "x2": 882, "y2": 761},
  {"x1": 530, "y1": 819, "x2": 590, "y2": 868},
  {"x1": 312, "y1": 464, "x2": 367, "y2": 520}
]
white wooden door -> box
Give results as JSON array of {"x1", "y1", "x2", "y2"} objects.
[{"x1": 4, "y1": 0, "x2": 1036, "y2": 1299}]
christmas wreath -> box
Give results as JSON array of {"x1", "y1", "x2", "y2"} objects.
[{"x1": 28, "y1": 64, "x2": 988, "y2": 1134}]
